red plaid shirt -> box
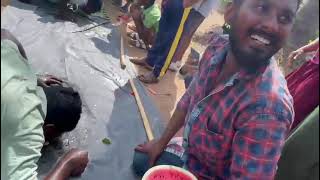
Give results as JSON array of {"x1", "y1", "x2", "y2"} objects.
[{"x1": 178, "y1": 39, "x2": 294, "y2": 179}]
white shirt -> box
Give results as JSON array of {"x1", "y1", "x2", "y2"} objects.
[{"x1": 192, "y1": 0, "x2": 217, "y2": 17}]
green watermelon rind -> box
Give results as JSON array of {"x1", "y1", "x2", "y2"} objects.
[{"x1": 142, "y1": 165, "x2": 198, "y2": 180}]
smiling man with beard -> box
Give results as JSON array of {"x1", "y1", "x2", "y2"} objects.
[{"x1": 133, "y1": 0, "x2": 300, "y2": 179}]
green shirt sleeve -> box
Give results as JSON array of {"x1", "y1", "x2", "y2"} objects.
[
  {"x1": 1, "y1": 40, "x2": 45, "y2": 180},
  {"x1": 142, "y1": 4, "x2": 161, "y2": 32}
]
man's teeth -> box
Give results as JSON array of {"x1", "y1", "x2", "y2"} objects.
[{"x1": 251, "y1": 34, "x2": 270, "y2": 45}]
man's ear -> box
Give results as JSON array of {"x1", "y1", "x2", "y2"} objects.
[
  {"x1": 43, "y1": 124, "x2": 56, "y2": 138},
  {"x1": 224, "y1": 2, "x2": 236, "y2": 25}
]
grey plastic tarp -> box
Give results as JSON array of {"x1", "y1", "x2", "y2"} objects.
[{"x1": 1, "y1": 1, "x2": 165, "y2": 179}]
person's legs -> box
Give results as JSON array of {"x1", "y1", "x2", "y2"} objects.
[
  {"x1": 171, "y1": 9, "x2": 205, "y2": 64},
  {"x1": 129, "y1": 4, "x2": 144, "y2": 38},
  {"x1": 138, "y1": 0, "x2": 185, "y2": 83},
  {"x1": 129, "y1": 3, "x2": 155, "y2": 47},
  {"x1": 130, "y1": 0, "x2": 183, "y2": 74}
]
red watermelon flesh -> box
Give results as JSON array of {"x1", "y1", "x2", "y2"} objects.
[
  {"x1": 146, "y1": 169, "x2": 193, "y2": 180},
  {"x1": 143, "y1": 165, "x2": 197, "y2": 180}
]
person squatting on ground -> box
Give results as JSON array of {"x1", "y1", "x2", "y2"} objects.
[
  {"x1": 128, "y1": 0, "x2": 161, "y2": 50},
  {"x1": 1, "y1": 2, "x2": 89, "y2": 179}
]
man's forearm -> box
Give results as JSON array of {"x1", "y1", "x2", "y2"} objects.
[
  {"x1": 158, "y1": 108, "x2": 187, "y2": 146},
  {"x1": 300, "y1": 38, "x2": 319, "y2": 52}
]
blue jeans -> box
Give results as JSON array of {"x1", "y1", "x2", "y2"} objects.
[{"x1": 132, "y1": 150, "x2": 183, "y2": 177}]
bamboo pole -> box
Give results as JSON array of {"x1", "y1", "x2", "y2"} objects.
[
  {"x1": 119, "y1": 30, "x2": 154, "y2": 141},
  {"x1": 129, "y1": 79, "x2": 154, "y2": 141}
]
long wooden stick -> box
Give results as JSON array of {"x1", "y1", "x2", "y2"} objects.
[
  {"x1": 119, "y1": 30, "x2": 153, "y2": 140},
  {"x1": 129, "y1": 79, "x2": 154, "y2": 141},
  {"x1": 120, "y1": 36, "x2": 126, "y2": 69}
]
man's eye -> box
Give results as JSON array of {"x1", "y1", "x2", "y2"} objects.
[
  {"x1": 256, "y1": 5, "x2": 269, "y2": 14},
  {"x1": 279, "y1": 15, "x2": 292, "y2": 24}
]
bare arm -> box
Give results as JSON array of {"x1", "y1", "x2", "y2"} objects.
[
  {"x1": 134, "y1": 15, "x2": 153, "y2": 49},
  {"x1": 44, "y1": 149, "x2": 88, "y2": 180},
  {"x1": 134, "y1": 106, "x2": 188, "y2": 165},
  {"x1": 44, "y1": 163, "x2": 72, "y2": 180},
  {"x1": 287, "y1": 38, "x2": 319, "y2": 67},
  {"x1": 135, "y1": 72, "x2": 197, "y2": 165},
  {"x1": 298, "y1": 38, "x2": 319, "y2": 53},
  {"x1": 129, "y1": 4, "x2": 152, "y2": 49},
  {"x1": 158, "y1": 108, "x2": 188, "y2": 147}
]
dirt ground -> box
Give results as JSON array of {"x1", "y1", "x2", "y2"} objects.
[{"x1": 104, "y1": 0, "x2": 225, "y2": 135}]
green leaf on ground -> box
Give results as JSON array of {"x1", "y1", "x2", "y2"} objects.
[{"x1": 102, "y1": 138, "x2": 112, "y2": 145}]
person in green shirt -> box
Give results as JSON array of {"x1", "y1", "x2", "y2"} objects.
[
  {"x1": 1, "y1": 2, "x2": 88, "y2": 179},
  {"x1": 128, "y1": 0, "x2": 161, "y2": 49}
]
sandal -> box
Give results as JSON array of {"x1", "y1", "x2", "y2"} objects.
[
  {"x1": 138, "y1": 72, "x2": 159, "y2": 84},
  {"x1": 127, "y1": 32, "x2": 139, "y2": 40},
  {"x1": 130, "y1": 57, "x2": 153, "y2": 70},
  {"x1": 168, "y1": 61, "x2": 182, "y2": 72},
  {"x1": 128, "y1": 24, "x2": 136, "y2": 31},
  {"x1": 129, "y1": 39, "x2": 147, "y2": 50}
]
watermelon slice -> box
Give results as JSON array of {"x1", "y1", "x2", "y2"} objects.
[{"x1": 142, "y1": 165, "x2": 197, "y2": 180}]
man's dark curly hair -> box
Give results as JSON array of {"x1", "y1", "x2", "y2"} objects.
[{"x1": 43, "y1": 85, "x2": 82, "y2": 132}]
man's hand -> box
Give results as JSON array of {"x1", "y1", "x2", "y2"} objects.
[
  {"x1": 287, "y1": 49, "x2": 304, "y2": 67},
  {"x1": 135, "y1": 139, "x2": 167, "y2": 166},
  {"x1": 38, "y1": 75, "x2": 63, "y2": 87}
]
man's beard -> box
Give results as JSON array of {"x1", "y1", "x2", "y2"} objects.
[{"x1": 229, "y1": 26, "x2": 273, "y2": 71}]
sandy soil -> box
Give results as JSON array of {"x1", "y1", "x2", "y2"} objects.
[{"x1": 104, "y1": 0, "x2": 225, "y2": 136}]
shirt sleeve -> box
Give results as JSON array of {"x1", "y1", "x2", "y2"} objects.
[
  {"x1": 142, "y1": 6, "x2": 161, "y2": 29},
  {"x1": 1, "y1": 40, "x2": 45, "y2": 180},
  {"x1": 230, "y1": 96, "x2": 293, "y2": 179},
  {"x1": 2, "y1": 88, "x2": 45, "y2": 180}
]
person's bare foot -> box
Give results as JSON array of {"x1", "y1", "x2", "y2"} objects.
[
  {"x1": 138, "y1": 72, "x2": 159, "y2": 84},
  {"x1": 129, "y1": 39, "x2": 148, "y2": 50},
  {"x1": 130, "y1": 57, "x2": 153, "y2": 70},
  {"x1": 128, "y1": 24, "x2": 136, "y2": 32}
]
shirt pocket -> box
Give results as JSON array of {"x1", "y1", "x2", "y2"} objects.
[{"x1": 189, "y1": 126, "x2": 225, "y2": 163}]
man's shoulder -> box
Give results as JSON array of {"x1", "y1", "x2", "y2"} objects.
[
  {"x1": 1, "y1": 29, "x2": 27, "y2": 59},
  {"x1": 1, "y1": 39, "x2": 44, "y2": 121},
  {"x1": 1, "y1": 39, "x2": 33, "y2": 88},
  {"x1": 254, "y1": 59, "x2": 289, "y2": 95},
  {"x1": 144, "y1": 4, "x2": 161, "y2": 16},
  {"x1": 199, "y1": 34, "x2": 229, "y2": 67},
  {"x1": 248, "y1": 60, "x2": 294, "y2": 116}
]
